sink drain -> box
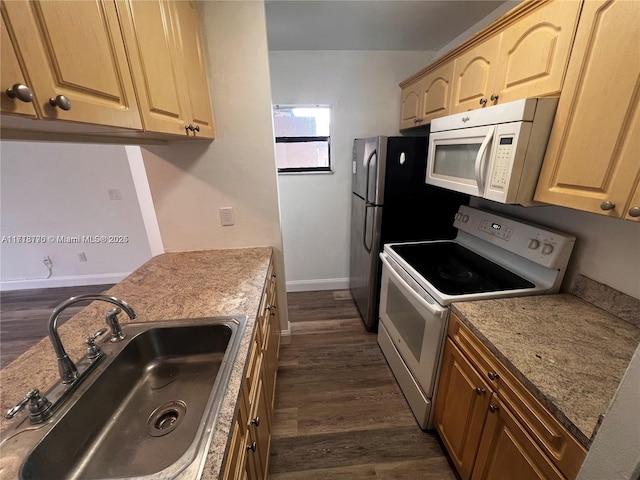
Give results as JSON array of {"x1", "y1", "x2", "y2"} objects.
[{"x1": 147, "y1": 400, "x2": 187, "y2": 437}]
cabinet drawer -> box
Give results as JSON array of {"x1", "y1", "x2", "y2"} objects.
[{"x1": 449, "y1": 313, "x2": 586, "y2": 479}]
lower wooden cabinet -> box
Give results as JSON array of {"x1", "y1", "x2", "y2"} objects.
[
  {"x1": 434, "y1": 313, "x2": 586, "y2": 480},
  {"x1": 223, "y1": 263, "x2": 280, "y2": 480}
]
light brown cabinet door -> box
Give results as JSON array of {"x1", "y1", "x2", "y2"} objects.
[
  {"x1": 399, "y1": 80, "x2": 423, "y2": 129},
  {"x1": 471, "y1": 396, "x2": 564, "y2": 480},
  {"x1": 534, "y1": 0, "x2": 640, "y2": 217},
  {"x1": 434, "y1": 339, "x2": 493, "y2": 480},
  {"x1": 2, "y1": 0, "x2": 141, "y2": 129},
  {"x1": 450, "y1": 35, "x2": 501, "y2": 114},
  {"x1": 493, "y1": 0, "x2": 581, "y2": 104},
  {"x1": 117, "y1": 0, "x2": 188, "y2": 135},
  {"x1": 170, "y1": 0, "x2": 215, "y2": 139},
  {"x1": 1, "y1": 7, "x2": 36, "y2": 117},
  {"x1": 420, "y1": 62, "x2": 454, "y2": 124}
]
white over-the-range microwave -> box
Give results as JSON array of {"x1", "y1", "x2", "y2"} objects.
[{"x1": 426, "y1": 97, "x2": 558, "y2": 206}]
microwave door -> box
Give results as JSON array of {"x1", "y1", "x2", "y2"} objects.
[{"x1": 426, "y1": 125, "x2": 495, "y2": 196}]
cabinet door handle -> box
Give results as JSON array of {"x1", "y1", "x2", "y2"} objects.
[
  {"x1": 475, "y1": 387, "x2": 486, "y2": 395},
  {"x1": 247, "y1": 441, "x2": 257, "y2": 452},
  {"x1": 6, "y1": 83, "x2": 33, "y2": 103},
  {"x1": 489, "y1": 404, "x2": 499, "y2": 413},
  {"x1": 251, "y1": 416, "x2": 260, "y2": 427},
  {"x1": 49, "y1": 95, "x2": 71, "y2": 110},
  {"x1": 600, "y1": 201, "x2": 616, "y2": 211},
  {"x1": 629, "y1": 206, "x2": 640, "y2": 217},
  {"x1": 479, "y1": 97, "x2": 488, "y2": 106},
  {"x1": 490, "y1": 94, "x2": 499, "y2": 102},
  {"x1": 487, "y1": 371, "x2": 499, "y2": 381},
  {"x1": 192, "y1": 124, "x2": 200, "y2": 132}
]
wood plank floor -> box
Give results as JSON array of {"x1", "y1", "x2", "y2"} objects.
[
  {"x1": 0, "y1": 284, "x2": 114, "y2": 368},
  {"x1": 268, "y1": 290, "x2": 456, "y2": 479}
]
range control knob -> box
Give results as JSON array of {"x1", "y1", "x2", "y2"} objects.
[
  {"x1": 541, "y1": 243, "x2": 554, "y2": 255},
  {"x1": 528, "y1": 239, "x2": 540, "y2": 250},
  {"x1": 461, "y1": 214, "x2": 469, "y2": 223}
]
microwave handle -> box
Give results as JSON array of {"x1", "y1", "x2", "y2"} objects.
[{"x1": 474, "y1": 126, "x2": 495, "y2": 196}]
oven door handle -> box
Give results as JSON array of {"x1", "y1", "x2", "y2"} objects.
[{"x1": 380, "y1": 254, "x2": 445, "y2": 317}]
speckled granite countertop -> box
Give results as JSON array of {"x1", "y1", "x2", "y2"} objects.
[
  {"x1": 451, "y1": 290, "x2": 640, "y2": 448},
  {"x1": 0, "y1": 247, "x2": 273, "y2": 479}
]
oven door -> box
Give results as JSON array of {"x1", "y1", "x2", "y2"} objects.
[{"x1": 378, "y1": 252, "x2": 448, "y2": 397}]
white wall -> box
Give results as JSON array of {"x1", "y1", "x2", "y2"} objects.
[
  {"x1": 269, "y1": 50, "x2": 435, "y2": 290},
  {"x1": 0, "y1": 141, "x2": 153, "y2": 290},
  {"x1": 140, "y1": 1, "x2": 289, "y2": 330}
]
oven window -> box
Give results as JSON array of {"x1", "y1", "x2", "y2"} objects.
[
  {"x1": 386, "y1": 281, "x2": 425, "y2": 361},
  {"x1": 433, "y1": 143, "x2": 481, "y2": 181}
]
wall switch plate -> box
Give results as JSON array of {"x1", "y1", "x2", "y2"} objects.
[{"x1": 219, "y1": 207, "x2": 235, "y2": 226}]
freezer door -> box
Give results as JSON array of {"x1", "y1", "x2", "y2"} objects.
[
  {"x1": 349, "y1": 193, "x2": 384, "y2": 330},
  {"x1": 352, "y1": 136, "x2": 387, "y2": 204}
]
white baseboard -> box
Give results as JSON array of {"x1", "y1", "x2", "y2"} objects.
[
  {"x1": 286, "y1": 277, "x2": 349, "y2": 292},
  {"x1": 0, "y1": 273, "x2": 130, "y2": 292}
]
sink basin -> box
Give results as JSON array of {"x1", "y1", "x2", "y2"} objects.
[{"x1": 6, "y1": 316, "x2": 247, "y2": 480}]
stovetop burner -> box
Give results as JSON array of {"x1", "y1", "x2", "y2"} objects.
[{"x1": 390, "y1": 241, "x2": 535, "y2": 295}]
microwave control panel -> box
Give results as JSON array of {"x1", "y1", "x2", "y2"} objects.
[{"x1": 490, "y1": 136, "x2": 514, "y2": 190}]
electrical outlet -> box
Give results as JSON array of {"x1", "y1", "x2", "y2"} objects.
[
  {"x1": 108, "y1": 189, "x2": 122, "y2": 200},
  {"x1": 219, "y1": 207, "x2": 235, "y2": 226},
  {"x1": 78, "y1": 252, "x2": 87, "y2": 262}
]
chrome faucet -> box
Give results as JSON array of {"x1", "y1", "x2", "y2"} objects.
[{"x1": 48, "y1": 294, "x2": 136, "y2": 384}]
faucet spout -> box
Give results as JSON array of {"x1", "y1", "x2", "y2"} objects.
[{"x1": 48, "y1": 294, "x2": 137, "y2": 384}]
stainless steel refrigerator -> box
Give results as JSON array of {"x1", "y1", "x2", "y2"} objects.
[{"x1": 349, "y1": 136, "x2": 468, "y2": 331}]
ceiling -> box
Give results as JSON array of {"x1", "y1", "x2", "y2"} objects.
[{"x1": 265, "y1": 0, "x2": 510, "y2": 51}]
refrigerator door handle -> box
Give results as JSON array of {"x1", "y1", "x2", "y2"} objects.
[
  {"x1": 363, "y1": 203, "x2": 373, "y2": 253},
  {"x1": 364, "y1": 149, "x2": 377, "y2": 204}
]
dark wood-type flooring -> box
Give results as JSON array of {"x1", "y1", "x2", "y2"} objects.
[
  {"x1": 0, "y1": 286, "x2": 455, "y2": 478},
  {"x1": 0, "y1": 284, "x2": 114, "y2": 368},
  {"x1": 268, "y1": 290, "x2": 456, "y2": 479}
]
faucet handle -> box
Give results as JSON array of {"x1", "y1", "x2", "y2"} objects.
[
  {"x1": 85, "y1": 327, "x2": 107, "y2": 360},
  {"x1": 6, "y1": 389, "x2": 53, "y2": 423}
]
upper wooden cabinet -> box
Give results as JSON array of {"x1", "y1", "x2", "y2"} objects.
[
  {"x1": 451, "y1": 0, "x2": 581, "y2": 114},
  {"x1": 1, "y1": 9, "x2": 37, "y2": 118},
  {"x1": 400, "y1": 62, "x2": 455, "y2": 129},
  {"x1": 1, "y1": 0, "x2": 215, "y2": 141},
  {"x1": 450, "y1": 35, "x2": 501, "y2": 113},
  {"x1": 534, "y1": 0, "x2": 640, "y2": 221},
  {"x1": 399, "y1": 80, "x2": 423, "y2": 129},
  {"x1": 401, "y1": 0, "x2": 582, "y2": 126},
  {"x1": 169, "y1": 0, "x2": 216, "y2": 139},
  {"x1": 1, "y1": 0, "x2": 141, "y2": 129}
]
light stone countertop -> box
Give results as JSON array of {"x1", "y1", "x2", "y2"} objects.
[
  {"x1": 452, "y1": 293, "x2": 640, "y2": 448},
  {"x1": 0, "y1": 247, "x2": 273, "y2": 480}
]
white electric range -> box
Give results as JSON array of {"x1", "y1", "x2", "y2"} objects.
[{"x1": 377, "y1": 205, "x2": 575, "y2": 429}]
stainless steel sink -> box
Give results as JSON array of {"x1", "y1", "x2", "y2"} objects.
[{"x1": 3, "y1": 316, "x2": 247, "y2": 480}]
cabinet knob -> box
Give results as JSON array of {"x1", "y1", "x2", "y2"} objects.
[
  {"x1": 600, "y1": 201, "x2": 616, "y2": 211},
  {"x1": 489, "y1": 404, "x2": 499, "y2": 414},
  {"x1": 628, "y1": 206, "x2": 640, "y2": 218},
  {"x1": 475, "y1": 387, "x2": 486, "y2": 395},
  {"x1": 49, "y1": 95, "x2": 71, "y2": 111},
  {"x1": 251, "y1": 416, "x2": 260, "y2": 426},
  {"x1": 192, "y1": 124, "x2": 200, "y2": 132},
  {"x1": 479, "y1": 98, "x2": 488, "y2": 106},
  {"x1": 6, "y1": 83, "x2": 33, "y2": 103},
  {"x1": 247, "y1": 441, "x2": 257, "y2": 452},
  {"x1": 490, "y1": 94, "x2": 499, "y2": 102},
  {"x1": 487, "y1": 371, "x2": 499, "y2": 381}
]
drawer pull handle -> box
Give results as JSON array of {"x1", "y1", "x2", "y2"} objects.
[
  {"x1": 251, "y1": 416, "x2": 260, "y2": 427},
  {"x1": 475, "y1": 387, "x2": 486, "y2": 395},
  {"x1": 487, "y1": 371, "x2": 499, "y2": 381},
  {"x1": 489, "y1": 404, "x2": 499, "y2": 414},
  {"x1": 247, "y1": 441, "x2": 257, "y2": 452}
]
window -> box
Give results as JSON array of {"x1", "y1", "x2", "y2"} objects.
[{"x1": 273, "y1": 105, "x2": 331, "y2": 173}]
